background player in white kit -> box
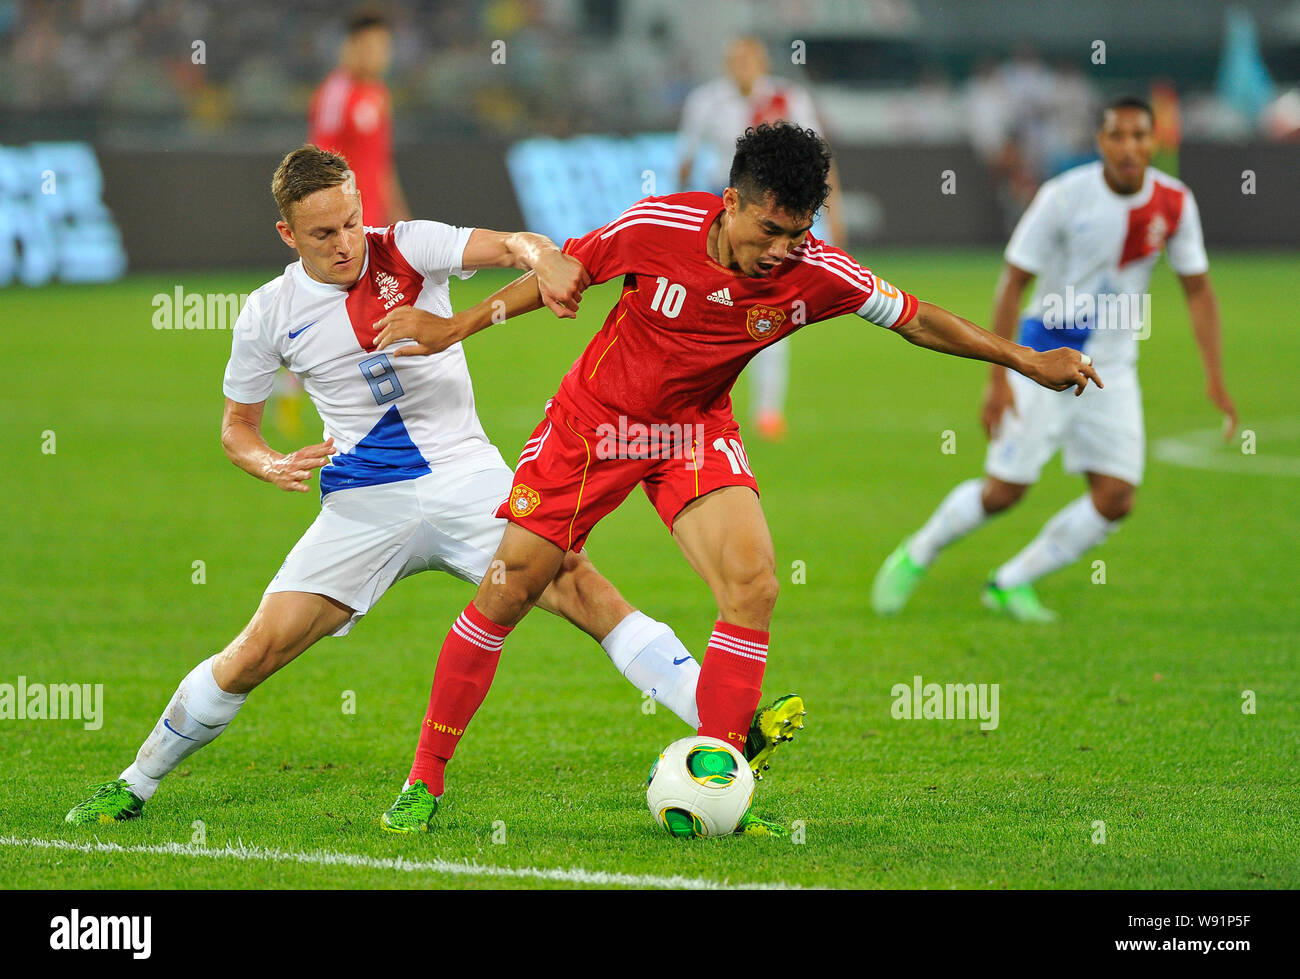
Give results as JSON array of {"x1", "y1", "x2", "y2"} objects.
[
  {"x1": 64, "y1": 146, "x2": 723, "y2": 825},
  {"x1": 676, "y1": 36, "x2": 847, "y2": 441},
  {"x1": 872, "y1": 97, "x2": 1238, "y2": 622}
]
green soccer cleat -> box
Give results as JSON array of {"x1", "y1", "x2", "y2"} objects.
[
  {"x1": 981, "y1": 579, "x2": 1059, "y2": 623},
  {"x1": 735, "y1": 809, "x2": 788, "y2": 838},
  {"x1": 380, "y1": 780, "x2": 440, "y2": 833},
  {"x1": 871, "y1": 538, "x2": 927, "y2": 615},
  {"x1": 65, "y1": 779, "x2": 145, "y2": 825},
  {"x1": 745, "y1": 694, "x2": 806, "y2": 780}
]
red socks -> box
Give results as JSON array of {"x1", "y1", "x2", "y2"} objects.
[
  {"x1": 408, "y1": 604, "x2": 512, "y2": 796},
  {"x1": 695, "y1": 621, "x2": 768, "y2": 749}
]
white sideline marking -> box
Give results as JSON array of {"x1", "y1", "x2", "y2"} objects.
[
  {"x1": 0, "y1": 836, "x2": 795, "y2": 890},
  {"x1": 1153, "y1": 419, "x2": 1300, "y2": 477}
]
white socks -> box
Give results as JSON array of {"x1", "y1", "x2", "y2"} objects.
[
  {"x1": 908, "y1": 478, "x2": 989, "y2": 566},
  {"x1": 994, "y1": 495, "x2": 1116, "y2": 589},
  {"x1": 601, "y1": 611, "x2": 701, "y2": 728},
  {"x1": 748, "y1": 342, "x2": 790, "y2": 417},
  {"x1": 119, "y1": 656, "x2": 247, "y2": 801},
  {"x1": 908, "y1": 481, "x2": 1120, "y2": 588}
]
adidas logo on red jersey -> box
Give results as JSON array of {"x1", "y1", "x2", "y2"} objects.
[{"x1": 707, "y1": 287, "x2": 734, "y2": 306}]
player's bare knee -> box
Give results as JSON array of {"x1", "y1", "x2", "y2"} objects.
[
  {"x1": 554, "y1": 551, "x2": 611, "y2": 610},
  {"x1": 215, "y1": 625, "x2": 284, "y2": 690},
  {"x1": 1094, "y1": 489, "x2": 1134, "y2": 522},
  {"x1": 230, "y1": 618, "x2": 300, "y2": 686},
  {"x1": 475, "y1": 569, "x2": 548, "y2": 625},
  {"x1": 719, "y1": 560, "x2": 779, "y2": 623},
  {"x1": 982, "y1": 479, "x2": 1027, "y2": 514}
]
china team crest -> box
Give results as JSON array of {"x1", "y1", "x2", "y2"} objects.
[
  {"x1": 746, "y1": 304, "x2": 787, "y2": 341},
  {"x1": 509, "y1": 484, "x2": 541, "y2": 517}
]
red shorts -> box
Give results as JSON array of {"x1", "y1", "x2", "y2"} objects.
[{"x1": 496, "y1": 400, "x2": 761, "y2": 551}]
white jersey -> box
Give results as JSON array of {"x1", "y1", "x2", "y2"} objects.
[
  {"x1": 223, "y1": 221, "x2": 502, "y2": 497},
  {"x1": 1006, "y1": 161, "x2": 1208, "y2": 370},
  {"x1": 678, "y1": 74, "x2": 825, "y2": 191}
]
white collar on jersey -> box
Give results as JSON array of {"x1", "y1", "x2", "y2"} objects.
[
  {"x1": 1097, "y1": 162, "x2": 1155, "y2": 208},
  {"x1": 291, "y1": 239, "x2": 372, "y2": 294},
  {"x1": 731, "y1": 74, "x2": 780, "y2": 101}
]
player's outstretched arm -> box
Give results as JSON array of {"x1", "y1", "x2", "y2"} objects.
[
  {"x1": 220, "y1": 398, "x2": 335, "y2": 493},
  {"x1": 894, "y1": 301, "x2": 1103, "y2": 396},
  {"x1": 373, "y1": 268, "x2": 551, "y2": 357},
  {"x1": 982, "y1": 262, "x2": 1035, "y2": 437},
  {"x1": 461, "y1": 229, "x2": 589, "y2": 318},
  {"x1": 1179, "y1": 271, "x2": 1238, "y2": 441}
]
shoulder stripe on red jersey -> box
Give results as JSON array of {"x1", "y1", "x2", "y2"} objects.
[
  {"x1": 599, "y1": 216, "x2": 705, "y2": 240},
  {"x1": 794, "y1": 252, "x2": 875, "y2": 293},
  {"x1": 598, "y1": 200, "x2": 708, "y2": 229},
  {"x1": 594, "y1": 199, "x2": 710, "y2": 240},
  {"x1": 619, "y1": 201, "x2": 710, "y2": 216},
  {"x1": 798, "y1": 242, "x2": 876, "y2": 287}
]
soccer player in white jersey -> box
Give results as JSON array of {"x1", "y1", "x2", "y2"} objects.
[
  {"x1": 65, "y1": 146, "x2": 802, "y2": 827},
  {"x1": 677, "y1": 36, "x2": 847, "y2": 441},
  {"x1": 872, "y1": 97, "x2": 1237, "y2": 621}
]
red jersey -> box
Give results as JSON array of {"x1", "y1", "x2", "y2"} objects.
[
  {"x1": 555, "y1": 193, "x2": 918, "y2": 432},
  {"x1": 309, "y1": 69, "x2": 394, "y2": 226}
]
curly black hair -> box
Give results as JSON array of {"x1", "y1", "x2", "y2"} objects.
[
  {"x1": 728, "y1": 123, "x2": 832, "y2": 219},
  {"x1": 1099, "y1": 95, "x2": 1154, "y2": 128}
]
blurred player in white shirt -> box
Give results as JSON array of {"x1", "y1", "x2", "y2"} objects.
[
  {"x1": 872, "y1": 97, "x2": 1237, "y2": 621},
  {"x1": 677, "y1": 36, "x2": 847, "y2": 440},
  {"x1": 64, "y1": 146, "x2": 708, "y2": 826}
]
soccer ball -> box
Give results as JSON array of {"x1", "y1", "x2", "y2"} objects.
[{"x1": 646, "y1": 735, "x2": 754, "y2": 838}]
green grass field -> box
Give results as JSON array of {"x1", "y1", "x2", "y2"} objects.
[{"x1": 2, "y1": 250, "x2": 1297, "y2": 889}]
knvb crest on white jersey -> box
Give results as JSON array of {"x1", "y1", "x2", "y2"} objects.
[{"x1": 223, "y1": 221, "x2": 503, "y2": 496}]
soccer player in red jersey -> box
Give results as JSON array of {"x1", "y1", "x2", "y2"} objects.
[
  {"x1": 373, "y1": 124, "x2": 1101, "y2": 833},
  {"x1": 287, "y1": 11, "x2": 411, "y2": 437},
  {"x1": 308, "y1": 10, "x2": 409, "y2": 227}
]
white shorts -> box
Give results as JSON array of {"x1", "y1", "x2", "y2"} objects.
[
  {"x1": 984, "y1": 365, "x2": 1145, "y2": 486},
  {"x1": 266, "y1": 455, "x2": 512, "y2": 637}
]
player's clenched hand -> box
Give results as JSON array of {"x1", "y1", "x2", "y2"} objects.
[
  {"x1": 373, "y1": 307, "x2": 463, "y2": 357},
  {"x1": 266, "y1": 437, "x2": 335, "y2": 493},
  {"x1": 535, "y1": 251, "x2": 589, "y2": 319},
  {"x1": 981, "y1": 374, "x2": 1018, "y2": 439},
  {"x1": 1026, "y1": 348, "x2": 1103, "y2": 396},
  {"x1": 1207, "y1": 380, "x2": 1238, "y2": 443}
]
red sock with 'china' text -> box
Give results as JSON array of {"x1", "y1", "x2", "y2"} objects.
[
  {"x1": 408, "y1": 604, "x2": 511, "y2": 796},
  {"x1": 695, "y1": 621, "x2": 768, "y2": 750}
]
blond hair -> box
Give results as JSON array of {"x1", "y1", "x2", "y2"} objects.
[{"x1": 271, "y1": 144, "x2": 355, "y2": 223}]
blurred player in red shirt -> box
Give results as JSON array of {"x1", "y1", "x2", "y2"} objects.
[
  {"x1": 277, "y1": 10, "x2": 412, "y2": 438},
  {"x1": 309, "y1": 9, "x2": 410, "y2": 227},
  {"x1": 371, "y1": 124, "x2": 1098, "y2": 832},
  {"x1": 678, "y1": 37, "x2": 847, "y2": 441}
]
